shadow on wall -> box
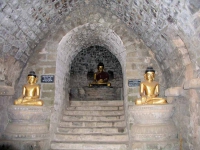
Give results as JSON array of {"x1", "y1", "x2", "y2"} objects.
[
  {"x1": 0, "y1": 144, "x2": 40, "y2": 150},
  {"x1": 0, "y1": 145, "x2": 17, "y2": 150}
]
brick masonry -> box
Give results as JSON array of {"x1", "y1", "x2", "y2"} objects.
[{"x1": 0, "y1": 0, "x2": 200, "y2": 150}]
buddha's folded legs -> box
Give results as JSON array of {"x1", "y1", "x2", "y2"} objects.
[
  {"x1": 14, "y1": 98, "x2": 43, "y2": 106},
  {"x1": 135, "y1": 97, "x2": 167, "y2": 105},
  {"x1": 20, "y1": 100, "x2": 43, "y2": 106}
]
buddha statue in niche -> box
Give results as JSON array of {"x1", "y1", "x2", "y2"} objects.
[
  {"x1": 135, "y1": 67, "x2": 167, "y2": 105},
  {"x1": 14, "y1": 71, "x2": 43, "y2": 106},
  {"x1": 89, "y1": 62, "x2": 111, "y2": 87}
]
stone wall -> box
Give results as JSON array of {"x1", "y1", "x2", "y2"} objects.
[
  {"x1": 0, "y1": 96, "x2": 12, "y2": 139},
  {"x1": 70, "y1": 46, "x2": 123, "y2": 88},
  {"x1": 12, "y1": 6, "x2": 164, "y2": 150},
  {"x1": 0, "y1": 0, "x2": 200, "y2": 149}
]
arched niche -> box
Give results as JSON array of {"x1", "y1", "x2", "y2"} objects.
[
  {"x1": 69, "y1": 45, "x2": 123, "y2": 100},
  {"x1": 51, "y1": 23, "x2": 126, "y2": 134}
]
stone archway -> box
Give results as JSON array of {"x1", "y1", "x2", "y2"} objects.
[{"x1": 51, "y1": 23, "x2": 127, "y2": 137}]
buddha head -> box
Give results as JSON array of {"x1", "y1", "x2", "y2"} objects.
[
  {"x1": 97, "y1": 62, "x2": 104, "y2": 73},
  {"x1": 27, "y1": 71, "x2": 37, "y2": 84},
  {"x1": 144, "y1": 67, "x2": 155, "y2": 81}
]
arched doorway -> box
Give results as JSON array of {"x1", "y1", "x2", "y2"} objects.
[{"x1": 51, "y1": 23, "x2": 127, "y2": 138}]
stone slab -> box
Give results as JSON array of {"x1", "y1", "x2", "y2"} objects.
[
  {"x1": 62, "y1": 115, "x2": 125, "y2": 122},
  {"x1": 57, "y1": 127, "x2": 126, "y2": 134},
  {"x1": 0, "y1": 86, "x2": 14, "y2": 95},
  {"x1": 64, "y1": 110, "x2": 124, "y2": 116},
  {"x1": 59, "y1": 121, "x2": 126, "y2": 128},
  {"x1": 54, "y1": 134, "x2": 128, "y2": 142},
  {"x1": 51, "y1": 143, "x2": 127, "y2": 150},
  {"x1": 66, "y1": 106, "x2": 123, "y2": 110},
  {"x1": 70, "y1": 100, "x2": 124, "y2": 106}
]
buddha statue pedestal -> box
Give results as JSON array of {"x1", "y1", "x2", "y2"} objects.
[
  {"x1": 3, "y1": 105, "x2": 50, "y2": 149},
  {"x1": 70, "y1": 87, "x2": 122, "y2": 100},
  {"x1": 129, "y1": 104, "x2": 179, "y2": 150}
]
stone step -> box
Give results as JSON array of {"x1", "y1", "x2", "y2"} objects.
[
  {"x1": 57, "y1": 127, "x2": 126, "y2": 134},
  {"x1": 59, "y1": 121, "x2": 126, "y2": 128},
  {"x1": 70, "y1": 100, "x2": 123, "y2": 106},
  {"x1": 66, "y1": 106, "x2": 124, "y2": 111},
  {"x1": 54, "y1": 134, "x2": 128, "y2": 142},
  {"x1": 51, "y1": 142, "x2": 127, "y2": 150},
  {"x1": 62, "y1": 115, "x2": 125, "y2": 122},
  {"x1": 64, "y1": 110, "x2": 124, "y2": 116}
]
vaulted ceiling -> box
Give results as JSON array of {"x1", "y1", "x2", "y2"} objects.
[{"x1": 0, "y1": 0, "x2": 200, "y2": 87}]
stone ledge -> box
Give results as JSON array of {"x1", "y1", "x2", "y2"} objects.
[
  {"x1": 0, "y1": 86, "x2": 14, "y2": 95},
  {"x1": 184, "y1": 78, "x2": 200, "y2": 89},
  {"x1": 51, "y1": 143, "x2": 127, "y2": 150},
  {"x1": 165, "y1": 87, "x2": 183, "y2": 97}
]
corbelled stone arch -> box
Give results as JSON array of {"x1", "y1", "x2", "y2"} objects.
[
  {"x1": 49, "y1": 6, "x2": 173, "y2": 141},
  {"x1": 51, "y1": 23, "x2": 127, "y2": 135}
]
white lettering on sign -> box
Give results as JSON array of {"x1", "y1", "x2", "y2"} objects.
[{"x1": 41, "y1": 75, "x2": 54, "y2": 83}]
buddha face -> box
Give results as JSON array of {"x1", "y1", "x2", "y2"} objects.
[
  {"x1": 145, "y1": 72, "x2": 155, "y2": 81},
  {"x1": 98, "y1": 66, "x2": 104, "y2": 72},
  {"x1": 27, "y1": 76, "x2": 36, "y2": 84}
]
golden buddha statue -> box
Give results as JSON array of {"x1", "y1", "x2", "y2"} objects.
[
  {"x1": 14, "y1": 71, "x2": 43, "y2": 106},
  {"x1": 135, "y1": 67, "x2": 167, "y2": 105},
  {"x1": 89, "y1": 62, "x2": 111, "y2": 87}
]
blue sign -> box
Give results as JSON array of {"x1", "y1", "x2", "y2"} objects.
[
  {"x1": 128, "y1": 79, "x2": 141, "y2": 87},
  {"x1": 41, "y1": 75, "x2": 54, "y2": 83}
]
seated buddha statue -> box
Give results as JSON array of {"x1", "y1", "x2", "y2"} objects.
[
  {"x1": 89, "y1": 62, "x2": 111, "y2": 87},
  {"x1": 14, "y1": 71, "x2": 43, "y2": 106},
  {"x1": 135, "y1": 67, "x2": 167, "y2": 105}
]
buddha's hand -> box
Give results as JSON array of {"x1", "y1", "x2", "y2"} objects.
[
  {"x1": 17, "y1": 98, "x2": 23, "y2": 103},
  {"x1": 141, "y1": 96, "x2": 147, "y2": 104},
  {"x1": 98, "y1": 79, "x2": 104, "y2": 83}
]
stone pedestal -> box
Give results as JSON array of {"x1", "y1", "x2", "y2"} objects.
[
  {"x1": 2, "y1": 105, "x2": 50, "y2": 150},
  {"x1": 70, "y1": 87, "x2": 122, "y2": 100},
  {"x1": 129, "y1": 104, "x2": 179, "y2": 150}
]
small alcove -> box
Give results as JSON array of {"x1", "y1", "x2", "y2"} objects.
[{"x1": 69, "y1": 45, "x2": 123, "y2": 100}]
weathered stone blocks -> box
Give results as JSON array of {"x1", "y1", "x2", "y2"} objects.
[
  {"x1": 165, "y1": 87, "x2": 183, "y2": 97},
  {"x1": 184, "y1": 78, "x2": 200, "y2": 89},
  {"x1": 0, "y1": 86, "x2": 14, "y2": 95}
]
